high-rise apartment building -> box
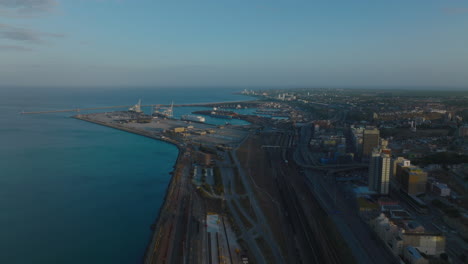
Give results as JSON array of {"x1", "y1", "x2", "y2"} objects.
[
  {"x1": 362, "y1": 127, "x2": 380, "y2": 160},
  {"x1": 369, "y1": 148, "x2": 391, "y2": 195},
  {"x1": 351, "y1": 127, "x2": 364, "y2": 155}
]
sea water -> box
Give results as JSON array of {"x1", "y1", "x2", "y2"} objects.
[{"x1": 0, "y1": 87, "x2": 253, "y2": 264}]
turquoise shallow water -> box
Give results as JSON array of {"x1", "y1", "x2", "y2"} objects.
[{"x1": 0, "y1": 87, "x2": 253, "y2": 263}]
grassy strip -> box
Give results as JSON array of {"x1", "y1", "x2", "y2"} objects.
[
  {"x1": 202, "y1": 183, "x2": 212, "y2": 194},
  {"x1": 233, "y1": 168, "x2": 247, "y2": 195},
  {"x1": 199, "y1": 145, "x2": 217, "y2": 155},
  {"x1": 320, "y1": 213, "x2": 357, "y2": 264},
  {"x1": 432, "y1": 199, "x2": 461, "y2": 218},
  {"x1": 224, "y1": 204, "x2": 241, "y2": 236},
  {"x1": 213, "y1": 166, "x2": 224, "y2": 195},
  {"x1": 236, "y1": 239, "x2": 255, "y2": 264},
  {"x1": 228, "y1": 151, "x2": 234, "y2": 163},
  {"x1": 197, "y1": 187, "x2": 211, "y2": 199},
  {"x1": 239, "y1": 196, "x2": 257, "y2": 221},
  {"x1": 231, "y1": 201, "x2": 253, "y2": 230},
  {"x1": 255, "y1": 237, "x2": 275, "y2": 264}
]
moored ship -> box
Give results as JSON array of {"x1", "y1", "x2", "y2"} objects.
[
  {"x1": 181, "y1": 115, "x2": 206, "y2": 123},
  {"x1": 191, "y1": 109, "x2": 240, "y2": 119},
  {"x1": 152, "y1": 102, "x2": 174, "y2": 118},
  {"x1": 210, "y1": 111, "x2": 234, "y2": 119}
]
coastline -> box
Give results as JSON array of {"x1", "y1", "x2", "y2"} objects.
[
  {"x1": 72, "y1": 115, "x2": 184, "y2": 262},
  {"x1": 70, "y1": 98, "x2": 259, "y2": 263},
  {"x1": 72, "y1": 115, "x2": 181, "y2": 147},
  {"x1": 142, "y1": 145, "x2": 184, "y2": 264}
]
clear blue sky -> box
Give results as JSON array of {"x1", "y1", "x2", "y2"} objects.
[{"x1": 1, "y1": 0, "x2": 468, "y2": 88}]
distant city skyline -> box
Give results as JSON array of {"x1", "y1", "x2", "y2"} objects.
[{"x1": 1, "y1": 0, "x2": 468, "y2": 88}]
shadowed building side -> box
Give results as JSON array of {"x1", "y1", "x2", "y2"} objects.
[
  {"x1": 368, "y1": 140, "x2": 391, "y2": 195},
  {"x1": 362, "y1": 127, "x2": 380, "y2": 161}
]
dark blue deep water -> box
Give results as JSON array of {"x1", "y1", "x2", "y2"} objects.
[{"x1": 0, "y1": 87, "x2": 252, "y2": 263}]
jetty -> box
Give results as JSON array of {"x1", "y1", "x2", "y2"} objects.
[{"x1": 20, "y1": 100, "x2": 262, "y2": 115}]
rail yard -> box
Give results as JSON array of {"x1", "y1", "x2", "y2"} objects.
[{"x1": 70, "y1": 98, "x2": 398, "y2": 264}]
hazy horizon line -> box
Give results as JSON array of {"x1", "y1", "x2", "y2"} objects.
[{"x1": 1, "y1": 85, "x2": 468, "y2": 91}]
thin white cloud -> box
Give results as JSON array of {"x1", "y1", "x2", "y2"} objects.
[
  {"x1": 0, "y1": 44, "x2": 32, "y2": 51},
  {"x1": 442, "y1": 7, "x2": 468, "y2": 15},
  {"x1": 0, "y1": 0, "x2": 58, "y2": 15},
  {"x1": 0, "y1": 24, "x2": 64, "y2": 44}
]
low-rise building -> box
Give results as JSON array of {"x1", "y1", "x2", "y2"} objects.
[
  {"x1": 173, "y1": 127, "x2": 186, "y2": 133},
  {"x1": 370, "y1": 214, "x2": 446, "y2": 258},
  {"x1": 459, "y1": 124, "x2": 468, "y2": 137},
  {"x1": 430, "y1": 182, "x2": 451, "y2": 197},
  {"x1": 401, "y1": 232, "x2": 445, "y2": 256},
  {"x1": 403, "y1": 246, "x2": 428, "y2": 264},
  {"x1": 397, "y1": 165, "x2": 428, "y2": 195},
  {"x1": 392, "y1": 157, "x2": 410, "y2": 182}
]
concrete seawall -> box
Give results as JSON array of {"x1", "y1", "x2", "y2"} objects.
[{"x1": 73, "y1": 115, "x2": 181, "y2": 147}]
